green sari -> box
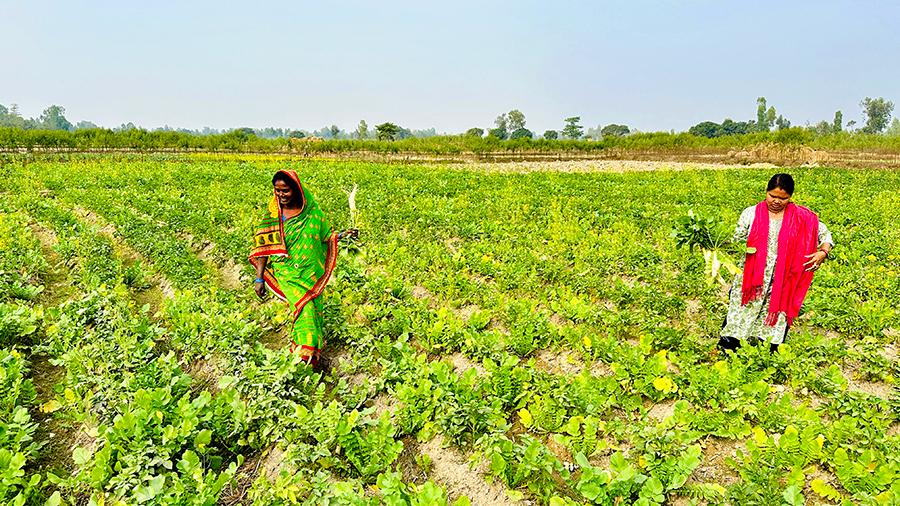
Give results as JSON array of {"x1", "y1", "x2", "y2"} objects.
[{"x1": 250, "y1": 170, "x2": 337, "y2": 366}]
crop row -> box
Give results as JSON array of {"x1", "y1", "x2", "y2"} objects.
[
  {"x1": 0, "y1": 193, "x2": 470, "y2": 504},
  {"x1": 1, "y1": 156, "x2": 899, "y2": 504}
]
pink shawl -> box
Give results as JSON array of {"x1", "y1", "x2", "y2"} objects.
[{"x1": 741, "y1": 202, "x2": 819, "y2": 327}]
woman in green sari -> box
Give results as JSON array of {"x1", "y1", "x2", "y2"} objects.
[{"x1": 250, "y1": 170, "x2": 356, "y2": 367}]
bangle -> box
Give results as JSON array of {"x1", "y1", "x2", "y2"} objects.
[{"x1": 255, "y1": 278, "x2": 264, "y2": 283}]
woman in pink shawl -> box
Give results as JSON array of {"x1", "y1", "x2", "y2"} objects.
[{"x1": 719, "y1": 174, "x2": 834, "y2": 354}]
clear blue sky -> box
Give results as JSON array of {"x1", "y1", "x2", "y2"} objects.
[{"x1": 2, "y1": 0, "x2": 898, "y2": 134}]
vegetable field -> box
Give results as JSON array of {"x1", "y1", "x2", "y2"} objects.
[{"x1": 1, "y1": 155, "x2": 899, "y2": 506}]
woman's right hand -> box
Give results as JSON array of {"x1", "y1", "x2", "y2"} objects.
[{"x1": 255, "y1": 280, "x2": 267, "y2": 299}]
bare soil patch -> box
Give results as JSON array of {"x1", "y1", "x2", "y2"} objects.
[
  {"x1": 534, "y1": 349, "x2": 586, "y2": 377},
  {"x1": 411, "y1": 285, "x2": 433, "y2": 301},
  {"x1": 841, "y1": 360, "x2": 897, "y2": 399},
  {"x1": 448, "y1": 352, "x2": 486, "y2": 377},
  {"x1": 589, "y1": 360, "x2": 614, "y2": 378},
  {"x1": 395, "y1": 436, "x2": 429, "y2": 486},
  {"x1": 646, "y1": 400, "x2": 677, "y2": 423},
  {"x1": 691, "y1": 437, "x2": 743, "y2": 487},
  {"x1": 420, "y1": 435, "x2": 514, "y2": 506}
]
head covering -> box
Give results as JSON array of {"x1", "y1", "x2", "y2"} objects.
[{"x1": 741, "y1": 201, "x2": 819, "y2": 327}]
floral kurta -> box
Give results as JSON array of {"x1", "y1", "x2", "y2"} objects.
[{"x1": 721, "y1": 205, "x2": 834, "y2": 345}]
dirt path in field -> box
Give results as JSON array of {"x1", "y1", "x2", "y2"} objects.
[
  {"x1": 452, "y1": 160, "x2": 779, "y2": 174},
  {"x1": 175, "y1": 229, "x2": 248, "y2": 290},
  {"x1": 69, "y1": 201, "x2": 246, "y2": 295},
  {"x1": 71, "y1": 204, "x2": 178, "y2": 299},
  {"x1": 26, "y1": 221, "x2": 79, "y2": 477}
]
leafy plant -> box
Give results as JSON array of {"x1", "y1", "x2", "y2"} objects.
[
  {"x1": 670, "y1": 209, "x2": 740, "y2": 285},
  {"x1": 0, "y1": 303, "x2": 42, "y2": 346}
]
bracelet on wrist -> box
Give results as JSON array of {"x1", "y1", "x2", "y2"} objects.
[{"x1": 255, "y1": 278, "x2": 264, "y2": 283}]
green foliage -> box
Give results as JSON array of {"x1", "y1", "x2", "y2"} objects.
[
  {"x1": 62, "y1": 388, "x2": 240, "y2": 505},
  {"x1": 552, "y1": 415, "x2": 607, "y2": 457},
  {"x1": 0, "y1": 350, "x2": 44, "y2": 506},
  {"x1": 860, "y1": 97, "x2": 895, "y2": 134},
  {"x1": 505, "y1": 300, "x2": 552, "y2": 357},
  {"x1": 670, "y1": 209, "x2": 732, "y2": 252},
  {"x1": 0, "y1": 211, "x2": 49, "y2": 283},
  {"x1": 247, "y1": 470, "x2": 468, "y2": 506},
  {"x1": 561, "y1": 117, "x2": 583, "y2": 140},
  {"x1": 4, "y1": 156, "x2": 900, "y2": 504},
  {"x1": 0, "y1": 303, "x2": 42, "y2": 346},
  {"x1": 336, "y1": 410, "x2": 403, "y2": 480},
  {"x1": 39, "y1": 105, "x2": 74, "y2": 132},
  {"x1": 507, "y1": 110, "x2": 526, "y2": 131},
  {"x1": 832, "y1": 447, "x2": 898, "y2": 495},
  {"x1": 375, "y1": 122, "x2": 400, "y2": 141},
  {"x1": 488, "y1": 127, "x2": 507, "y2": 140},
  {"x1": 474, "y1": 432, "x2": 563, "y2": 499},
  {"x1": 510, "y1": 127, "x2": 533, "y2": 140},
  {"x1": 600, "y1": 124, "x2": 630, "y2": 137}
]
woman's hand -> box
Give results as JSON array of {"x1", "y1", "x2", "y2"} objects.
[
  {"x1": 339, "y1": 229, "x2": 359, "y2": 241},
  {"x1": 254, "y1": 256, "x2": 268, "y2": 299},
  {"x1": 803, "y1": 250, "x2": 828, "y2": 272}
]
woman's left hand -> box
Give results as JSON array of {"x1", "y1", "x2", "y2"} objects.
[{"x1": 803, "y1": 251, "x2": 828, "y2": 272}]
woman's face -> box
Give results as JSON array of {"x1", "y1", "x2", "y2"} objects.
[
  {"x1": 765, "y1": 187, "x2": 792, "y2": 214},
  {"x1": 274, "y1": 180, "x2": 295, "y2": 207}
]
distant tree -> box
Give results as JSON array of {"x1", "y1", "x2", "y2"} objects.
[
  {"x1": 860, "y1": 97, "x2": 895, "y2": 134},
  {"x1": 494, "y1": 113, "x2": 508, "y2": 132},
  {"x1": 815, "y1": 120, "x2": 832, "y2": 137},
  {"x1": 491, "y1": 113, "x2": 509, "y2": 140},
  {"x1": 289, "y1": 130, "x2": 308, "y2": 138},
  {"x1": 721, "y1": 118, "x2": 754, "y2": 136},
  {"x1": 396, "y1": 127, "x2": 413, "y2": 140},
  {"x1": 543, "y1": 130, "x2": 558, "y2": 140},
  {"x1": 833, "y1": 110, "x2": 842, "y2": 132},
  {"x1": 600, "y1": 124, "x2": 630, "y2": 137},
  {"x1": 257, "y1": 127, "x2": 288, "y2": 139},
  {"x1": 886, "y1": 118, "x2": 900, "y2": 137},
  {"x1": 689, "y1": 121, "x2": 723, "y2": 138},
  {"x1": 411, "y1": 127, "x2": 437, "y2": 139},
  {"x1": 375, "y1": 122, "x2": 400, "y2": 141},
  {"x1": 507, "y1": 109, "x2": 526, "y2": 131},
  {"x1": 510, "y1": 128, "x2": 533, "y2": 140},
  {"x1": 0, "y1": 104, "x2": 7, "y2": 117},
  {"x1": 756, "y1": 97, "x2": 768, "y2": 132},
  {"x1": 765, "y1": 107, "x2": 776, "y2": 131},
  {"x1": 846, "y1": 120, "x2": 857, "y2": 131},
  {"x1": 562, "y1": 117, "x2": 583, "y2": 140},
  {"x1": 356, "y1": 120, "x2": 368, "y2": 140},
  {"x1": 465, "y1": 127, "x2": 484, "y2": 137},
  {"x1": 776, "y1": 115, "x2": 791, "y2": 131},
  {"x1": 488, "y1": 127, "x2": 508, "y2": 140},
  {"x1": 329, "y1": 124, "x2": 340, "y2": 140},
  {"x1": 40, "y1": 105, "x2": 74, "y2": 131}
]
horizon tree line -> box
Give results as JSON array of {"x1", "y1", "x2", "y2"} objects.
[{"x1": 1, "y1": 97, "x2": 897, "y2": 142}]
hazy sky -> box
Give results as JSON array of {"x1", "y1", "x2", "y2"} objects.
[{"x1": 2, "y1": 0, "x2": 898, "y2": 134}]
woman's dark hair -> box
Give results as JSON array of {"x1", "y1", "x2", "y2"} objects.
[
  {"x1": 767, "y1": 173, "x2": 795, "y2": 195},
  {"x1": 272, "y1": 172, "x2": 304, "y2": 206}
]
